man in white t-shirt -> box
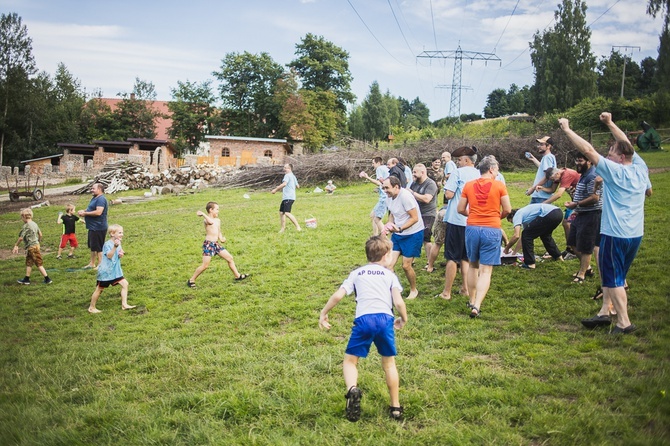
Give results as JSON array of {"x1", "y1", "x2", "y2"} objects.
[
  {"x1": 382, "y1": 176, "x2": 424, "y2": 299},
  {"x1": 525, "y1": 136, "x2": 557, "y2": 204}
]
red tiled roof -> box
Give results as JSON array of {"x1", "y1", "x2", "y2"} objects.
[{"x1": 97, "y1": 98, "x2": 173, "y2": 140}]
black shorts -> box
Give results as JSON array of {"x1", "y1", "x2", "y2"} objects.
[
  {"x1": 97, "y1": 277, "x2": 124, "y2": 288},
  {"x1": 279, "y1": 199, "x2": 295, "y2": 213},
  {"x1": 422, "y1": 216, "x2": 435, "y2": 242},
  {"x1": 444, "y1": 223, "x2": 468, "y2": 262},
  {"x1": 88, "y1": 229, "x2": 107, "y2": 252},
  {"x1": 567, "y1": 211, "x2": 601, "y2": 254}
]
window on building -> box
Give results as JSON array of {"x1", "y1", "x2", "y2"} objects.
[
  {"x1": 222, "y1": 147, "x2": 230, "y2": 157},
  {"x1": 264, "y1": 150, "x2": 273, "y2": 158}
]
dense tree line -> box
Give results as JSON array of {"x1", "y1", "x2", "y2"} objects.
[{"x1": 2, "y1": 1, "x2": 669, "y2": 168}]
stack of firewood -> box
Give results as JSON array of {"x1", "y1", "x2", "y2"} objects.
[{"x1": 70, "y1": 161, "x2": 229, "y2": 195}]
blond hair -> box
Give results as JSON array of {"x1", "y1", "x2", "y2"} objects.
[
  {"x1": 66, "y1": 204, "x2": 75, "y2": 213},
  {"x1": 108, "y1": 224, "x2": 123, "y2": 236},
  {"x1": 365, "y1": 236, "x2": 392, "y2": 262},
  {"x1": 20, "y1": 208, "x2": 33, "y2": 219}
]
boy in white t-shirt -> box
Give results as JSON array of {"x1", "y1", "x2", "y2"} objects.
[{"x1": 319, "y1": 236, "x2": 408, "y2": 422}]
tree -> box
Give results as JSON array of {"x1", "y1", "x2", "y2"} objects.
[
  {"x1": 114, "y1": 78, "x2": 162, "y2": 139},
  {"x1": 0, "y1": 12, "x2": 37, "y2": 166},
  {"x1": 288, "y1": 33, "x2": 355, "y2": 113},
  {"x1": 301, "y1": 90, "x2": 341, "y2": 150},
  {"x1": 484, "y1": 88, "x2": 509, "y2": 118},
  {"x1": 213, "y1": 52, "x2": 284, "y2": 138},
  {"x1": 596, "y1": 51, "x2": 642, "y2": 99},
  {"x1": 529, "y1": 0, "x2": 597, "y2": 113},
  {"x1": 169, "y1": 80, "x2": 220, "y2": 155},
  {"x1": 657, "y1": 25, "x2": 670, "y2": 91},
  {"x1": 361, "y1": 81, "x2": 387, "y2": 141},
  {"x1": 347, "y1": 105, "x2": 365, "y2": 139},
  {"x1": 80, "y1": 93, "x2": 118, "y2": 142},
  {"x1": 639, "y1": 57, "x2": 657, "y2": 95},
  {"x1": 647, "y1": 0, "x2": 670, "y2": 28}
]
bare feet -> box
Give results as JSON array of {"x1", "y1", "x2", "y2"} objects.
[
  {"x1": 407, "y1": 289, "x2": 418, "y2": 300},
  {"x1": 297, "y1": 227, "x2": 302, "y2": 232},
  {"x1": 436, "y1": 292, "x2": 451, "y2": 300},
  {"x1": 88, "y1": 307, "x2": 101, "y2": 314},
  {"x1": 122, "y1": 305, "x2": 136, "y2": 310},
  {"x1": 458, "y1": 288, "x2": 468, "y2": 295},
  {"x1": 278, "y1": 229, "x2": 285, "y2": 233}
]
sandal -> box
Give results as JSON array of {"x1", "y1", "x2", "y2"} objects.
[
  {"x1": 345, "y1": 386, "x2": 362, "y2": 422},
  {"x1": 234, "y1": 274, "x2": 249, "y2": 281},
  {"x1": 470, "y1": 306, "x2": 480, "y2": 318},
  {"x1": 573, "y1": 268, "x2": 594, "y2": 278},
  {"x1": 572, "y1": 276, "x2": 585, "y2": 284},
  {"x1": 592, "y1": 286, "x2": 603, "y2": 300},
  {"x1": 389, "y1": 405, "x2": 403, "y2": 421},
  {"x1": 186, "y1": 280, "x2": 196, "y2": 289}
]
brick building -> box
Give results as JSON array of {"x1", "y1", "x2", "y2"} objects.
[{"x1": 191, "y1": 135, "x2": 297, "y2": 167}]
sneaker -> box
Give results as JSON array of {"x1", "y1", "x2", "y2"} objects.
[
  {"x1": 67, "y1": 254, "x2": 75, "y2": 259},
  {"x1": 562, "y1": 251, "x2": 577, "y2": 260},
  {"x1": 610, "y1": 324, "x2": 637, "y2": 335},
  {"x1": 17, "y1": 278, "x2": 30, "y2": 285},
  {"x1": 581, "y1": 314, "x2": 611, "y2": 328},
  {"x1": 56, "y1": 255, "x2": 62, "y2": 260},
  {"x1": 345, "y1": 386, "x2": 362, "y2": 422},
  {"x1": 44, "y1": 278, "x2": 53, "y2": 284}
]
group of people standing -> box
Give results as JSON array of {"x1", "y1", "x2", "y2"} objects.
[{"x1": 360, "y1": 112, "x2": 650, "y2": 334}]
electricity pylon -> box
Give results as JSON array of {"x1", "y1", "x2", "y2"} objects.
[{"x1": 418, "y1": 45, "x2": 501, "y2": 120}]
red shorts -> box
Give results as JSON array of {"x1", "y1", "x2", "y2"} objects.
[{"x1": 60, "y1": 233, "x2": 79, "y2": 249}]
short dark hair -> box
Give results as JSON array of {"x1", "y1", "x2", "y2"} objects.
[
  {"x1": 373, "y1": 156, "x2": 383, "y2": 164},
  {"x1": 206, "y1": 201, "x2": 218, "y2": 213},
  {"x1": 386, "y1": 176, "x2": 401, "y2": 188},
  {"x1": 507, "y1": 208, "x2": 518, "y2": 222}
]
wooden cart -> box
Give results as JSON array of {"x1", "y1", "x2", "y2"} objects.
[{"x1": 5, "y1": 174, "x2": 44, "y2": 202}]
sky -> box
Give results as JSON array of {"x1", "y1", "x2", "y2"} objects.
[{"x1": 1, "y1": 0, "x2": 663, "y2": 121}]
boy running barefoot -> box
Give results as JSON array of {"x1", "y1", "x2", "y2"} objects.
[
  {"x1": 187, "y1": 202, "x2": 248, "y2": 288},
  {"x1": 319, "y1": 236, "x2": 408, "y2": 422},
  {"x1": 88, "y1": 225, "x2": 135, "y2": 313}
]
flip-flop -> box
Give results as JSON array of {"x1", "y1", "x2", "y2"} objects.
[{"x1": 234, "y1": 274, "x2": 250, "y2": 281}]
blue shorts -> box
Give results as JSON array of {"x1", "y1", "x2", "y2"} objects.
[
  {"x1": 599, "y1": 234, "x2": 642, "y2": 288},
  {"x1": 345, "y1": 313, "x2": 397, "y2": 358},
  {"x1": 391, "y1": 230, "x2": 423, "y2": 258},
  {"x1": 372, "y1": 198, "x2": 388, "y2": 219},
  {"x1": 465, "y1": 226, "x2": 502, "y2": 266},
  {"x1": 564, "y1": 208, "x2": 574, "y2": 221},
  {"x1": 202, "y1": 240, "x2": 225, "y2": 257}
]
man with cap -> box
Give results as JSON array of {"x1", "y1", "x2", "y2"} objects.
[
  {"x1": 437, "y1": 146, "x2": 480, "y2": 301},
  {"x1": 525, "y1": 136, "x2": 557, "y2": 204}
]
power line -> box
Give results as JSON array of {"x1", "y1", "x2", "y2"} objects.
[
  {"x1": 429, "y1": 0, "x2": 438, "y2": 50},
  {"x1": 346, "y1": 0, "x2": 407, "y2": 66},
  {"x1": 492, "y1": 0, "x2": 521, "y2": 54},
  {"x1": 387, "y1": 0, "x2": 415, "y2": 57}
]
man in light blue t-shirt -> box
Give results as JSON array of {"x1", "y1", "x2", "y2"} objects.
[
  {"x1": 525, "y1": 136, "x2": 557, "y2": 203},
  {"x1": 271, "y1": 163, "x2": 301, "y2": 233},
  {"x1": 559, "y1": 113, "x2": 650, "y2": 335}
]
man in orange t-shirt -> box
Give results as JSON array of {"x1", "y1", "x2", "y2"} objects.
[{"x1": 457, "y1": 155, "x2": 512, "y2": 318}]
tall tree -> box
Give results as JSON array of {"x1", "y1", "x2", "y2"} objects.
[
  {"x1": 168, "y1": 80, "x2": 220, "y2": 155},
  {"x1": 656, "y1": 25, "x2": 670, "y2": 91},
  {"x1": 80, "y1": 94, "x2": 118, "y2": 142},
  {"x1": 529, "y1": 0, "x2": 597, "y2": 113},
  {"x1": 273, "y1": 70, "x2": 317, "y2": 149},
  {"x1": 347, "y1": 105, "x2": 365, "y2": 139},
  {"x1": 361, "y1": 81, "x2": 387, "y2": 141},
  {"x1": 647, "y1": 0, "x2": 670, "y2": 28},
  {"x1": 213, "y1": 52, "x2": 283, "y2": 138},
  {"x1": 0, "y1": 12, "x2": 37, "y2": 166},
  {"x1": 288, "y1": 33, "x2": 355, "y2": 113},
  {"x1": 114, "y1": 78, "x2": 162, "y2": 139}
]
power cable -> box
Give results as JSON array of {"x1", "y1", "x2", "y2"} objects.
[
  {"x1": 429, "y1": 0, "x2": 438, "y2": 50},
  {"x1": 346, "y1": 0, "x2": 408, "y2": 66},
  {"x1": 387, "y1": 0, "x2": 416, "y2": 57},
  {"x1": 492, "y1": 0, "x2": 521, "y2": 54}
]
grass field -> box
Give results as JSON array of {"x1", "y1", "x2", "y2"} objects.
[{"x1": 1, "y1": 153, "x2": 669, "y2": 445}]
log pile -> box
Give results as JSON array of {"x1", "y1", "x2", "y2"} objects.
[{"x1": 70, "y1": 160, "x2": 230, "y2": 195}]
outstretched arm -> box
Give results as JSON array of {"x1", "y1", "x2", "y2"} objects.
[
  {"x1": 319, "y1": 287, "x2": 346, "y2": 329},
  {"x1": 391, "y1": 288, "x2": 407, "y2": 329},
  {"x1": 600, "y1": 112, "x2": 628, "y2": 143},
  {"x1": 558, "y1": 118, "x2": 600, "y2": 166}
]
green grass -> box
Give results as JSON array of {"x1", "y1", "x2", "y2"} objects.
[{"x1": 1, "y1": 154, "x2": 669, "y2": 445}]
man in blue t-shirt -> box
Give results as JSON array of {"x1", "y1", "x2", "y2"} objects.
[
  {"x1": 559, "y1": 113, "x2": 650, "y2": 335},
  {"x1": 504, "y1": 203, "x2": 563, "y2": 269},
  {"x1": 78, "y1": 182, "x2": 108, "y2": 269},
  {"x1": 271, "y1": 163, "x2": 301, "y2": 233},
  {"x1": 525, "y1": 136, "x2": 557, "y2": 203}
]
